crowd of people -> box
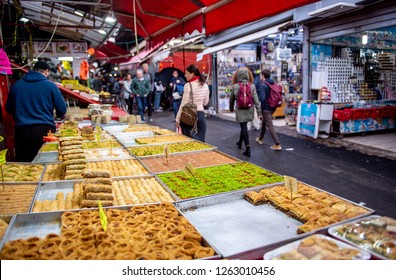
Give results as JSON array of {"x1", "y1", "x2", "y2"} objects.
[{"x1": 6, "y1": 59, "x2": 281, "y2": 162}]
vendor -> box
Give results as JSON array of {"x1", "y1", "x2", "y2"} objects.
[{"x1": 6, "y1": 61, "x2": 67, "y2": 162}]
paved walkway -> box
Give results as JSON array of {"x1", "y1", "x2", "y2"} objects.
[{"x1": 218, "y1": 112, "x2": 396, "y2": 160}]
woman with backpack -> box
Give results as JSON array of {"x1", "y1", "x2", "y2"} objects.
[{"x1": 229, "y1": 67, "x2": 261, "y2": 157}]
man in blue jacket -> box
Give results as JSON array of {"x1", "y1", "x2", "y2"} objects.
[{"x1": 6, "y1": 61, "x2": 67, "y2": 162}]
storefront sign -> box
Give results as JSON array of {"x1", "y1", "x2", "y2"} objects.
[
  {"x1": 21, "y1": 41, "x2": 88, "y2": 58},
  {"x1": 297, "y1": 102, "x2": 319, "y2": 138}
]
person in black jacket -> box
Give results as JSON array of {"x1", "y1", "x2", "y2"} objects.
[{"x1": 256, "y1": 69, "x2": 282, "y2": 151}]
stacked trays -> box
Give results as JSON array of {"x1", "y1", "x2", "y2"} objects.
[{"x1": 0, "y1": 123, "x2": 378, "y2": 259}]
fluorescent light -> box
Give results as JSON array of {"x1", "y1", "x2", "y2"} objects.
[
  {"x1": 19, "y1": 17, "x2": 29, "y2": 23},
  {"x1": 362, "y1": 33, "x2": 368, "y2": 45},
  {"x1": 108, "y1": 37, "x2": 116, "y2": 43},
  {"x1": 105, "y1": 15, "x2": 116, "y2": 24},
  {"x1": 74, "y1": 10, "x2": 84, "y2": 17},
  {"x1": 98, "y1": 29, "x2": 107, "y2": 35}
]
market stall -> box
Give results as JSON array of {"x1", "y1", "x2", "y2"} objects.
[{"x1": 0, "y1": 121, "x2": 394, "y2": 260}]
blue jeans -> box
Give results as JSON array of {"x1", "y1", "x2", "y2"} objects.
[
  {"x1": 180, "y1": 111, "x2": 207, "y2": 142},
  {"x1": 173, "y1": 99, "x2": 182, "y2": 118},
  {"x1": 154, "y1": 91, "x2": 162, "y2": 111},
  {"x1": 136, "y1": 95, "x2": 147, "y2": 121}
]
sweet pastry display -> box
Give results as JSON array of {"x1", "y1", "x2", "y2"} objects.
[
  {"x1": 84, "y1": 148, "x2": 132, "y2": 161},
  {"x1": 81, "y1": 126, "x2": 95, "y2": 141},
  {"x1": 135, "y1": 134, "x2": 191, "y2": 144},
  {"x1": 1, "y1": 203, "x2": 216, "y2": 260},
  {"x1": 82, "y1": 140, "x2": 121, "y2": 149},
  {"x1": 0, "y1": 219, "x2": 9, "y2": 241},
  {"x1": 129, "y1": 141, "x2": 214, "y2": 157},
  {"x1": 59, "y1": 136, "x2": 87, "y2": 180},
  {"x1": 158, "y1": 162, "x2": 283, "y2": 199},
  {"x1": 32, "y1": 177, "x2": 174, "y2": 213},
  {"x1": 40, "y1": 143, "x2": 59, "y2": 152},
  {"x1": 142, "y1": 150, "x2": 238, "y2": 173},
  {"x1": 112, "y1": 178, "x2": 174, "y2": 205},
  {"x1": 244, "y1": 183, "x2": 369, "y2": 234},
  {"x1": 266, "y1": 235, "x2": 365, "y2": 260},
  {"x1": 153, "y1": 129, "x2": 177, "y2": 135},
  {"x1": 0, "y1": 184, "x2": 37, "y2": 215},
  {"x1": 331, "y1": 216, "x2": 396, "y2": 259},
  {"x1": 42, "y1": 164, "x2": 64, "y2": 181},
  {"x1": 80, "y1": 169, "x2": 114, "y2": 208},
  {"x1": 0, "y1": 164, "x2": 44, "y2": 182},
  {"x1": 122, "y1": 124, "x2": 160, "y2": 132},
  {"x1": 86, "y1": 160, "x2": 149, "y2": 177}
]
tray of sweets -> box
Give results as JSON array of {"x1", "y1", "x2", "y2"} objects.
[
  {"x1": 134, "y1": 134, "x2": 191, "y2": 145},
  {"x1": 0, "y1": 162, "x2": 45, "y2": 183},
  {"x1": 0, "y1": 203, "x2": 221, "y2": 260},
  {"x1": 0, "y1": 184, "x2": 38, "y2": 216},
  {"x1": 30, "y1": 176, "x2": 179, "y2": 213},
  {"x1": 0, "y1": 215, "x2": 15, "y2": 243},
  {"x1": 128, "y1": 141, "x2": 216, "y2": 157},
  {"x1": 85, "y1": 159, "x2": 151, "y2": 177},
  {"x1": 84, "y1": 148, "x2": 133, "y2": 161},
  {"x1": 175, "y1": 183, "x2": 373, "y2": 259},
  {"x1": 263, "y1": 234, "x2": 371, "y2": 260},
  {"x1": 82, "y1": 140, "x2": 121, "y2": 149},
  {"x1": 142, "y1": 150, "x2": 240, "y2": 174},
  {"x1": 328, "y1": 215, "x2": 396, "y2": 260},
  {"x1": 39, "y1": 143, "x2": 59, "y2": 152},
  {"x1": 156, "y1": 162, "x2": 284, "y2": 200}
]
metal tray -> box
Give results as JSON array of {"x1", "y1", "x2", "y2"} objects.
[
  {"x1": 30, "y1": 175, "x2": 180, "y2": 213},
  {"x1": 263, "y1": 234, "x2": 371, "y2": 260},
  {"x1": 32, "y1": 152, "x2": 60, "y2": 163},
  {"x1": 113, "y1": 131, "x2": 155, "y2": 139},
  {"x1": 102, "y1": 124, "x2": 129, "y2": 134},
  {"x1": 175, "y1": 186, "x2": 374, "y2": 259},
  {"x1": 146, "y1": 149, "x2": 241, "y2": 174},
  {"x1": 328, "y1": 215, "x2": 394, "y2": 260},
  {"x1": 84, "y1": 147, "x2": 133, "y2": 161},
  {"x1": 0, "y1": 162, "x2": 46, "y2": 184},
  {"x1": 0, "y1": 204, "x2": 221, "y2": 259}
]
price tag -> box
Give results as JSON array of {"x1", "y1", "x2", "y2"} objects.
[
  {"x1": 164, "y1": 145, "x2": 169, "y2": 165},
  {"x1": 284, "y1": 175, "x2": 298, "y2": 200},
  {"x1": 0, "y1": 149, "x2": 7, "y2": 165},
  {"x1": 98, "y1": 200, "x2": 108, "y2": 232},
  {"x1": 108, "y1": 139, "x2": 113, "y2": 155},
  {"x1": 183, "y1": 162, "x2": 197, "y2": 179}
]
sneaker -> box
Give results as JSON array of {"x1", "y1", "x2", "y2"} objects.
[
  {"x1": 270, "y1": 144, "x2": 282, "y2": 151},
  {"x1": 149, "y1": 118, "x2": 153, "y2": 122},
  {"x1": 256, "y1": 138, "x2": 264, "y2": 145}
]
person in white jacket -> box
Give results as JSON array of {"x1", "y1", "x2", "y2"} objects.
[
  {"x1": 121, "y1": 73, "x2": 133, "y2": 114},
  {"x1": 176, "y1": 64, "x2": 210, "y2": 142}
]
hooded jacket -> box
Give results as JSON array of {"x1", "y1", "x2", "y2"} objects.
[
  {"x1": 6, "y1": 70, "x2": 67, "y2": 129},
  {"x1": 259, "y1": 78, "x2": 276, "y2": 112},
  {"x1": 229, "y1": 68, "x2": 261, "y2": 123}
]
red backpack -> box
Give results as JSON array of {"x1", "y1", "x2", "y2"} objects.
[
  {"x1": 264, "y1": 81, "x2": 283, "y2": 108},
  {"x1": 236, "y1": 82, "x2": 253, "y2": 110}
]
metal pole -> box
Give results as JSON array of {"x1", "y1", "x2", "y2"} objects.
[
  {"x1": 211, "y1": 53, "x2": 218, "y2": 113},
  {"x1": 302, "y1": 25, "x2": 310, "y2": 101}
]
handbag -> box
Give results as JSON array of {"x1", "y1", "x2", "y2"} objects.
[{"x1": 179, "y1": 83, "x2": 198, "y2": 130}]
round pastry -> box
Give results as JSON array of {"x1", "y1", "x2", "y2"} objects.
[
  {"x1": 115, "y1": 252, "x2": 136, "y2": 260},
  {"x1": 113, "y1": 241, "x2": 130, "y2": 253},
  {"x1": 61, "y1": 228, "x2": 79, "y2": 240},
  {"x1": 194, "y1": 246, "x2": 215, "y2": 259},
  {"x1": 166, "y1": 234, "x2": 185, "y2": 246},
  {"x1": 169, "y1": 251, "x2": 193, "y2": 260},
  {"x1": 60, "y1": 244, "x2": 79, "y2": 260},
  {"x1": 39, "y1": 240, "x2": 59, "y2": 253},
  {"x1": 59, "y1": 238, "x2": 75, "y2": 251},
  {"x1": 181, "y1": 241, "x2": 198, "y2": 256},
  {"x1": 97, "y1": 240, "x2": 114, "y2": 251},
  {"x1": 21, "y1": 250, "x2": 40, "y2": 260},
  {"x1": 96, "y1": 248, "x2": 115, "y2": 260},
  {"x1": 148, "y1": 239, "x2": 163, "y2": 250},
  {"x1": 150, "y1": 250, "x2": 169, "y2": 260},
  {"x1": 40, "y1": 249, "x2": 61, "y2": 260},
  {"x1": 1, "y1": 246, "x2": 23, "y2": 260}
]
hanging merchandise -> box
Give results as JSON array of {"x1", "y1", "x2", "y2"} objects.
[{"x1": 80, "y1": 60, "x2": 89, "y2": 85}]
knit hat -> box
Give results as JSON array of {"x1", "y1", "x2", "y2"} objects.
[{"x1": 33, "y1": 61, "x2": 50, "y2": 71}]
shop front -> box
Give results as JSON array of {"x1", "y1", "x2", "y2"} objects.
[{"x1": 296, "y1": 0, "x2": 396, "y2": 138}]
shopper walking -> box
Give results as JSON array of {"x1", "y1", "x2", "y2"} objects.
[
  {"x1": 256, "y1": 69, "x2": 282, "y2": 151},
  {"x1": 91, "y1": 73, "x2": 103, "y2": 92},
  {"x1": 248, "y1": 68, "x2": 262, "y2": 131},
  {"x1": 229, "y1": 67, "x2": 261, "y2": 157},
  {"x1": 131, "y1": 69, "x2": 150, "y2": 122},
  {"x1": 6, "y1": 61, "x2": 67, "y2": 162},
  {"x1": 153, "y1": 72, "x2": 165, "y2": 112},
  {"x1": 121, "y1": 73, "x2": 133, "y2": 113},
  {"x1": 170, "y1": 70, "x2": 186, "y2": 121},
  {"x1": 176, "y1": 64, "x2": 210, "y2": 142},
  {"x1": 142, "y1": 63, "x2": 154, "y2": 121}
]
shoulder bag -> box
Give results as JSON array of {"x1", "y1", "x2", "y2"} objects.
[{"x1": 179, "y1": 82, "x2": 198, "y2": 130}]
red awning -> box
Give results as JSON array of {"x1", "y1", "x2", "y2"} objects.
[
  {"x1": 110, "y1": 0, "x2": 318, "y2": 45},
  {"x1": 96, "y1": 42, "x2": 131, "y2": 64}
]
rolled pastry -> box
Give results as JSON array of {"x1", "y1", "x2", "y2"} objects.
[
  {"x1": 61, "y1": 140, "x2": 83, "y2": 147},
  {"x1": 63, "y1": 159, "x2": 87, "y2": 166},
  {"x1": 61, "y1": 149, "x2": 84, "y2": 155},
  {"x1": 83, "y1": 178, "x2": 112, "y2": 185},
  {"x1": 81, "y1": 200, "x2": 113, "y2": 207},
  {"x1": 66, "y1": 164, "x2": 86, "y2": 171},
  {"x1": 84, "y1": 184, "x2": 113, "y2": 193},
  {"x1": 59, "y1": 136, "x2": 83, "y2": 142},
  {"x1": 61, "y1": 145, "x2": 83, "y2": 151},
  {"x1": 82, "y1": 169, "x2": 111, "y2": 178},
  {"x1": 64, "y1": 174, "x2": 84, "y2": 180},
  {"x1": 86, "y1": 192, "x2": 114, "y2": 201},
  {"x1": 63, "y1": 153, "x2": 86, "y2": 161}
]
